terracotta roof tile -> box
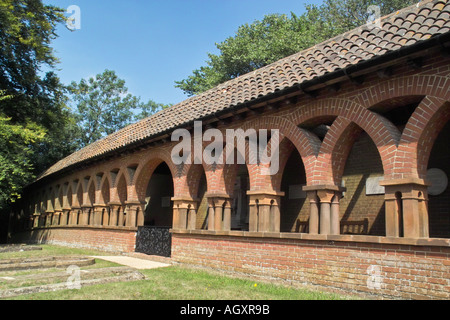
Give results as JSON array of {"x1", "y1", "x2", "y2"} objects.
[{"x1": 36, "y1": 0, "x2": 450, "y2": 181}]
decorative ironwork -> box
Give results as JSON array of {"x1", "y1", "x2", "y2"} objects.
[{"x1": 135, "y1": 226, "x2": 172, "y2": 257}]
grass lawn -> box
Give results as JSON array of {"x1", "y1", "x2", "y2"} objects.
[{"x1": 0, "y1": 245, "x2": 360, "y2": 300}]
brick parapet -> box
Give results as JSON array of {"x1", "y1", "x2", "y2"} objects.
[{"x1": 171, "y1": 232, "x2": 450, "y2": 299}]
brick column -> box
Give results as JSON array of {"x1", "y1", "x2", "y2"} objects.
[
  {"x1": 172, "y1": 197, "x2": 198, "y2": 230},
  {"x1": 331, "y1": 193, "x2": 341, "y2": 235},
  {"x1": 125, "y1": 201, "x2": 146, "y2": 227},
  {"x1": 80, "y1": 205, "x2": 92, "y2": 225},
  {"x1": 118, "y1": 204, "x2": 126, "y2": 227},
  {"x1": 303, "y1": 185, "x2": 345, "y2": 235},
  {"x1": 44, "y1": 211, "x2": 53, "y2": 227},
  {"x1": 52, "y1": 210, "x2": 62, "y2": 225},
  {"x1": 205, "y1": 194, "x2": 231, "y2": 231},
  {"x1": 207, "y1": 198, "x2": 215, "y2": 231},
  {"x1": 32, "y1": 214, "x2": 39, "y2": 228},
  {"x1": 70, "y1": 206, "x2": 81, "y2": 225},
  {"x1": 108, "y1": 202, "x2": 122, "y2": 227},
  {"x1": 93, "y1": 203, "x2": 108, "y2": 226},
  {"x1": 61, "y1": 208, "x2": 71, "y2": 226},
  {"x1": 317, "y1": 190, "x2": 334, "y2": 235},
  {"x1": 306, "y1": 191, "x2": 319, "y2": 234},
  {"x1": 380, "y1": 178, "x2": 429, "y2": 238},
  {"x1": 247, "y1": 190, "x2": 284, "y2": 233}
]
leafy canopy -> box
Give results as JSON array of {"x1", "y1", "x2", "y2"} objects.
[
  {"x1": 68, "y1": 69, "x2": 171, "y2": 148},
  {"x1": 175, "y1": 0, "x2": 417, "y2": 96},
  {"x1": 0, "y1": 0, "x2": 70, "y2": 208}
]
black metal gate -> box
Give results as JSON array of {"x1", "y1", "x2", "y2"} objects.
[{"x1": 135, "y1": 226, "x2": 172, "y2": 257}]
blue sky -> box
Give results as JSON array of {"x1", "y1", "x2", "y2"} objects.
[{"x1": 44, "y1": 0, "x2": 324, "y2": 106}]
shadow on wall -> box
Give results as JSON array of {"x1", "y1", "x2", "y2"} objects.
[
  {"x1": 340, "y1": 133, "x2": 385, "y2": 236},
  {"x1": 428, "y1": 121, "x2": 450, "y2": 238}
]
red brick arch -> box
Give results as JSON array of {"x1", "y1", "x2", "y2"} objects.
[
  {"x1": 84, "y1": 176, "x2": 96, "y2": 206},
  {"x1": 352, "y1": 75, "x2": 450, "y2": 180},
  {"x1": 396, "y1": 96, "x2": 450, "y2": 179},
  {"x1": 315, "y1": 117, "x2": 363, "y2": 185},
  {"x1": 236, "y1": 116, "x2": 320, "y2": 188},
  {"x1": 98, "y1": 173, "x2": 111, "y2": 204},
  {"x1": 291, "y1": 98, "x2": 401, "y2": 180},
  {"x1": 266, "y1": 136, "x2": 298, "y2": 192},
  {"x1": 354, "y1": 75, "x2": 450, "y2": 109},
  {"x1": 132, "y1": 148, "x2": 178, "y2": 203},
  {"x1": 110, "y1": 169, "x2": 129, "y2": 204}
]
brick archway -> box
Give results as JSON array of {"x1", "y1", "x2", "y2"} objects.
[
  {"x1": 291, "y1": 98, "x2": 401, "y2": 180},
  {"x1": 396, "y1": 97, "x2": 450, "y2": 179},
  {"x1": 237, "y1": 116, "x2": 320, "y2": 187},
  {"x1": 315, "y1": 117, "x2": 363, "y2": 186},
  {"x1": 133, "y1": 148, "x2": 178, "y2": 203},
  {"x1": 352, "y1": 75, "x2": 450, "y2": 180}
]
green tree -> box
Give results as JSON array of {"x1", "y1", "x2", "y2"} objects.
[
  {"x1": 175, "y1": 0, "x2": 417, "y2": 96},
  {"x1": 0, "y1": 0, "x2": 72, "y2": 210},
  {"x1": 68, "y1": 69, "x2": 170, "y2": 148},
  {"x1": 307, "y1": 0, "x2": 417, "y2": 40},
  {"x1": 0, "y1": 116, "x2": 46, "y2": 205},
  {"x1": 0, "y1": 0, "x2": 66, "y2": 124}
]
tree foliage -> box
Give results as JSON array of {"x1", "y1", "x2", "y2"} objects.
[
  {"x1": 0, "y1": 0, "x2": 72, "y2": 208},
  {"x1": 0, "y1": 0, "x2": 66, "y2": 124},
  {"x1": 175, "y1": 0, "x2": 417, "y2": 96},
  {"x1": 68, "y1": 69, "x2": 171, "y2": 148},
  {"x1": 0, "y1": 116, "x2": 46, "y2": 205}
]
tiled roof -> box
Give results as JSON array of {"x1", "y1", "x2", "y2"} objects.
[{"x1": 37, "y1": 0, "x2": 450, "y2": 181}]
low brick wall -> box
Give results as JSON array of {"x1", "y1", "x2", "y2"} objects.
[
  {"x1": 171, "y1": 231, "x2": 450, "y2": 300},
  {"x1": 11, "y1": 226, "x2": 137, "y2": 253}
]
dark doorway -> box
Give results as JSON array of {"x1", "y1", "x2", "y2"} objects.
[{"x1": 135, "y1": 162, "x2": 174, "y2": 257}]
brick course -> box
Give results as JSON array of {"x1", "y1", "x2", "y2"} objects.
[
  {"x1": 171, "y1": 232, "x2": 450, "y2": 300},
  {"x1": 11, "y1": 227, "x2": 137, "y2": 253}
]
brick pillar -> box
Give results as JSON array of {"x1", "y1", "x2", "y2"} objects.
[
  {"x1": 303, "y1": 185, "x2": 345, "y2": 235},
  {"x1": 125, "y1": 201, "x2": 145, "y2": 227},
  {"x1": 205, "y1": 194, "x2": 230, "y2": 231},
  {"x1": 70, "y1": 206, "x2": 81, "y2": 225},
  {"x1": 207, "y1": 198, "x2": 215, "y2": 231},
  {"x1": 80, "y1": 205, "x2": 92, "y2": 225},
  {"x1": 108, "y1": 202, "x2": 121, "y2": 227},
  {"x1": 44, "y1": 211, "x2": 53, "y2": 227},
  {"x1": 317, "y1": 190, "x2": 334, "y2": 235},
  {"x1": 223, "y1": 199, "x2": 232, "y2": 231},
  {"x1": 380, "y1": 178, "x2": 429, "y2": 238},
  {"x1": 172, "y1": 197, "x2": 198, "y2": 230},
  {"x1": 93, "y1": 204, "x2": 108, "y2": 226},
  {"x1": 103, "y1": 206, "x2": 111, "y2": 226},
  {"x1": 52, "y1": 210, "x2": 62, "y2": 225},
  {"x1": 306, "y1": 191, "x2": 319, "y2": 234},
  {"x1": 247, "y1": 191, "x2": 284, "y2": 232},
  {"x1": 32, "y1": 214, "x2": 39, "y2": 228},
  {"x1": 331, "y1": 193, "x2": 341, "y2": 235},
  {"x1": 61, "y1": 208, "x2": 70, "y2": 226},
  {"x1": 118, "y1": 204, "x2": 126, "y2": 227}
]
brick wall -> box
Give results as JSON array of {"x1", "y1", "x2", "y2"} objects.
[
  {"x1": 171, "y1": 232, "x2": 450, "y2": 300},
  {"x1": 428, "y1": 121, "x2": 450, "y2": 238},
  {"x1": 12, "y1": 227, "x2": 137, "y2": 253},
  {"x1": 340, "y1": 133, "x2": 386, "y2": 236}
]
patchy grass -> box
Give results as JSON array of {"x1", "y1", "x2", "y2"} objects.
[{"x1": 1, "y1": 245, "x2": 360, "y2": 300}]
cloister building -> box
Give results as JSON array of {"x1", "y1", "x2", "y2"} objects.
[{"x1": 9, "y1": 0, "x2": 450, "y2": 299}]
